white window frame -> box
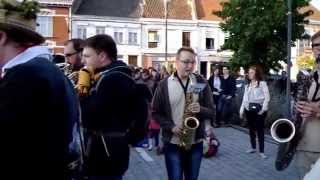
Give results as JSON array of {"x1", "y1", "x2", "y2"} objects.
[
  {"x1": 77, "y1": 26, "x2": 87, "y2": 39},
  {"x1": 96, "y1": 26, "x2": 105, "y2": 35},
  {"x1": 128, "y1": 32, "x2": 138, "y2": 45},
  {"x1": 148, "y1": 31, "x2": 159, "y2": 48},
  {"x1": 36, "y1": 16, "x2": 53, "y2": 37},
  {"x1": 114, "y1": 31, "x2": 124, "y2": 44}
]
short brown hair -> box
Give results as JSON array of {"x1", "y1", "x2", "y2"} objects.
[
  {"x1": 176, "y1": 47, "x2": 196, "y2": 57},
  {"x1": 85, "y1": 34, "x2": 117, "y2": 61},
  {"x1": 65, "y1": 39, "x2": 85, "y2": 52}
]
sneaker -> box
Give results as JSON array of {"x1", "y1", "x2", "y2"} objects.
[
  {"x1": 246, "y1": 149, "x2": 256, "y2": 153},
  {"x1": 259, "y1": 153, "x2": 267, "y2": 159},
  {"x1": 148, "y1": 145, "x2": 153, "y2": 151}
]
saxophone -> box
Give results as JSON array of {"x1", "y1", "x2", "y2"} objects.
[
  {"x1": 271, "y1": 69, "x2": 311, "y2": 171},
  {"x1": 179, "y1": 78, "x2": 200, "y2": 150},
  {"x1": 57, "y1": 62, "x2": 79, "y2": 85},
  {"x1": 76, "y1": 66, "x2": 100, "y2": 97}
]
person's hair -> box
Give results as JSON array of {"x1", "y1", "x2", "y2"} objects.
[
  {"x1": 176, "y1": 47, "x2": 196, "y2": 58},
  {"x1": 85, "y1": 34, "x2": 117, "y2": 61},
  {"x1": 311, "y1": 31, "x2": 320, "y2": 43},
  {"x1": 222, "y1": 65, "x2": 230, "y2": 70},
  {"x1": 65, "y1": 39, "x2": 85, "y2": 52},
  {"x1": 249, "y1": 65, "x2": 264, "y2": 82},
  {"x1": 212, "y1": 65, "x2": 221, "y2": 75},
  {"x1": 142, "y1": 68, "x2": 150, "y2": 75},
  {"x1": 52, "y1": 54, "x2": 65, "y2": 64}
]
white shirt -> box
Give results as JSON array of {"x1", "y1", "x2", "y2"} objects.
[
  {"x1": 213, "y1": 76, "x2": 221, "y2": 91},
  {"x1": 240, "y1": 81, "x2": 270, "y2": 114},
  {"x1": 1, "y1": 46, "x2": 51, "y2": 78},
  {"x1": 168, "y1": 74, "x2": 199, "y2": 145}
]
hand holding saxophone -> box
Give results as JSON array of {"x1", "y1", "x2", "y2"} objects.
[
  {"x1": 188, "y1": 102, "x2": 200, "y2": 113},
  {"x1": 296, "y1": 101, "x2": 320, "y2": 119},
  {"x1": 172, "y1": 126, "x2": 183, "y2": 136}
]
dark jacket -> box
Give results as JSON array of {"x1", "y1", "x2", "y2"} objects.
[
  {"x1": 81, "y1": 61, "x2": 148, "y2": 176},
  {"x1": 221, "y1": 75, "x2": 236, "y2": 97},
  {"x1": 0, "y1": 57, "x2": 78, "y2": 179},
  {"x1": 152, "y1": 74, "x2": 215, "y2": 144}
]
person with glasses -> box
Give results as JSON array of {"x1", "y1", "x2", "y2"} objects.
[
  {"x1": 295, "y1": 31, "x2": 320, "y2": 179},
  {"x1": 152, "y1": 47, "x2": 214, "y2": 180},
  {"x1": 64, "y1": 38, "x2": 85, "y2": 71}
]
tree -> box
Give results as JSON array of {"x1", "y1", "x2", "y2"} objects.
[
  {"x1": 296, "y1": 54, "x2": 315, "y2": 69},
  {"x1": 215, "y1": 0, "x2": 312, "y2": 73}
]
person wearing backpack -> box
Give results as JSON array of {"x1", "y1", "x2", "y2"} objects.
[{"x1": 80, "y1": 34, "x2": 148, "y2": 180}]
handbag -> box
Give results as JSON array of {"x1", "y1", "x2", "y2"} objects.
[{"x1": 248, "y1": 103, "x2": 262, "y2": 113}]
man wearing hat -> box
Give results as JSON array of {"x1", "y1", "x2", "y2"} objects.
[{"x1": 0, "y1": 0, "x2": 79, "y2": 179}]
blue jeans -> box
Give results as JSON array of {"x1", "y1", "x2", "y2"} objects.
[
  {"x1": 90, "y1": 176, "x2": 122, "y2": 180},
  {"x1": 217, "y1": 96, "x2": 232, "y2": 124},
  {"x1": 164, "y1": 142, "x2": 203, "y2": 180}
]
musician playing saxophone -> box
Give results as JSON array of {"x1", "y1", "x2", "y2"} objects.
[
  {"x1": 295, "y1": 31, "x2": 320, "y2": 179},
  {"x1": 152, "y1": 47, "x2": 215, "y2": 180}
]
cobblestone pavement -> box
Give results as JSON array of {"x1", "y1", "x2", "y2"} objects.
[{"x1": 124, "y1": 127, "x2": 299, "y2": 180}]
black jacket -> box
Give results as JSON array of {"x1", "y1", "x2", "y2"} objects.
[
  {"x1": 0, "y1": 57, "x2": 78, "y2": 179},
  {"x1": 81, "y1": 61, "x2": 148, "y2": 176},
  {"x1": 221, "y1": 75, "x2": 236, "y2": 97}
]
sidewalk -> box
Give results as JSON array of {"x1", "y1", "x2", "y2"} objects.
[{"x1": 124, "y1": 127, "x2": 299, "y2": 180}]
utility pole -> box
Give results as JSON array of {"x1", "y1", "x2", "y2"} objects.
[{"x1": 286, "y1": 0, "x2": 292, "y2": 118}]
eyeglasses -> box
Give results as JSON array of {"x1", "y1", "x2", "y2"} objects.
[
  {"x1": 65, "y1": 52, "x2": 78, "y2": 57},
  {"x1": 312, "y1": 43, "x2": 320, "y2": 48},
  {"x1": 179, "y1": 60, "x2": 196, "y2": 65}
]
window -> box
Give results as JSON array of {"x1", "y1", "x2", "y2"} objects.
[
  {"x1": 148, "y1": 31, "x2": 159, "y2": 48},
  {"x1": 206, "y1": 38, "x2": 214, "y2": 50},
  {"x1": 129, "y1": 32, "x2": 138, "y2": 45},
  {"x1": 36, "y1": 16, "x2": 53, "y2": 37},
  {"x1": 182, "y1": 32, "x2": 190, "y2": 47},
  {"x1": 77, "y1": 26, "x2": 87, "y2": 39},
  {"x1": 114, "y1": 32, "x2": 124, "y2": 44},
  {"x1": 96, "y1": 27, "x2": 105, "y2": 35}
]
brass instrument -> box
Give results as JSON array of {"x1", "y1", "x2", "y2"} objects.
[
  {"x1": 270, "y1": 69, "x2": 311, "y2": 171},
  {"x1": 57, "y1": 62, "x2": 79, "y2": 85},
  {"x1": 179, "y1": 78, "x2": 200, "y2": 150},
  {"x1": 76, "y1": 67, "x2": 96, "y2": 97}
]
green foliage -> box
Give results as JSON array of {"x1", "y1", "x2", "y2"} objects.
[
  {"x1": 215, "y1": 0, "x2": 312, "y2": 73},
  {"x1": 0, "y1": 0, "x2": 40, "y2": 19}
]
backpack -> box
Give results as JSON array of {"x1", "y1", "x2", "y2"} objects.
[
  {"x1": 92, "y1": 66, "x2": 148, "y2": 145},
  {"x1": 203, "y1": 130, "x2": 220, "y2": 158}
]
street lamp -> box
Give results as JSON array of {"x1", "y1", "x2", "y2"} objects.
[
  {"x1": 164, "y1": 0, "x2": 170, "y2": 62},
  {"x1": 286, "y1": 0, "x2": 292, "y2": 118}
]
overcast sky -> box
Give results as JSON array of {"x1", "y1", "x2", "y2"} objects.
[{"x1": 311, "y1": 0, "x2": 320, "y2": 9}]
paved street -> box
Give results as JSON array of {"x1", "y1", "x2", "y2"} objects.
[{"x1": 124, "y1": 127, "x2": 299, "y2": 180}]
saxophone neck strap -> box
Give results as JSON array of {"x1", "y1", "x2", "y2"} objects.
[{"x1": 174, "y1": 71, "x2": 190, "y2": 97}]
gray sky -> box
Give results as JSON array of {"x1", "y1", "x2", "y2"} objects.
[{"x1": 311, "y1": 0, "x2": 320, "y2": 9}]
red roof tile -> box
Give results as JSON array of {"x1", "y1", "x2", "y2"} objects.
[
  {"x1": 195, "y1": 0, "x2": 223, "y2": 21},
  {"x1": 142, "y1": 0, "x2": 192, "y2": 20}
]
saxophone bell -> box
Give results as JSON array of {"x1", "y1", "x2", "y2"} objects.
[
  {"x1": 270, "y1": 118, "x2": 296, "y2": 143},
  {"x1": 184, "y1": 117, "x2": 200, "y2": 130}
]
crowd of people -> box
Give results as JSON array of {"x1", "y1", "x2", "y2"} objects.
[{"x1": 3, "y1": 1, "x2": 320, "y2": 180}]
